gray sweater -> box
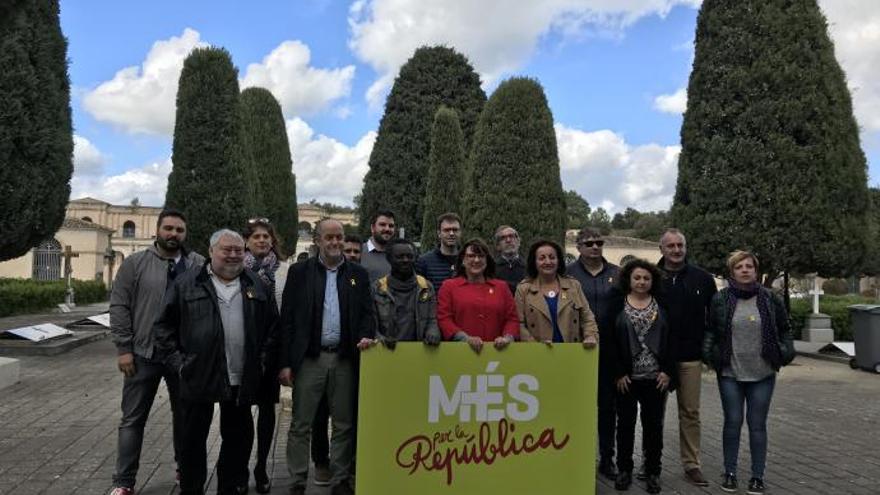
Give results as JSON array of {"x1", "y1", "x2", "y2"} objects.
[{"x1": 110, "y1": 245, "x2": 204, "y2": 359}]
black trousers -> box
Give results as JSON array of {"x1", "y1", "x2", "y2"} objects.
[
  {"x1": 616, "y1": 378, "x2": 667, "y2": 476},
  {"x1": 179, "y1": 395, "x2": 254, "y2": 495},
  {"x1": 597, "y1": 364, "x2": 617, "y2": 461}
]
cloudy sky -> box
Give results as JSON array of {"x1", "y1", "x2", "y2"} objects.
[{"x1": 63, "y1": 0, "x2": 880, "y2": 213}]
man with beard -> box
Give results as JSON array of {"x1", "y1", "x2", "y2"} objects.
[
  {"x1": 372, "y1": 238, "x2": 442, "y2": 348},
  {"x1": 415, "y1": 212, "x2": 462, "y2": 293},
  {"x1": 360, "y1": 210, "x2": 396, "y2": 282},
  {"x1": 493, "y1": 225, "x2": 526, "y2": 295},
  {"x1": 109, "y1": 209, "x2": 204, "y2": 495},
  {"x1": 154, "y1": 229, "x2": 278, "y2": 495},
  {"x1": 279, "y1": 219, "x2": 374, "y2": 495}
]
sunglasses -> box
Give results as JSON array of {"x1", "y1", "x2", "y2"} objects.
[
  {"x1": 579, "y1": 240, "x2": 604, "y2": 248},
  {"x1": 248, "y1": 217, "x2": 271, "y2": 225}
]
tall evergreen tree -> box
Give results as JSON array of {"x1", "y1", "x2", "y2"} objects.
[
  {"x1": 239, "y1": 87, "x2": 298, "y2": 255},
  {"x1": 165, "y1": 47, "x2": 255, "y2": 255},
  {"x1": 564, "y1": 190, "x2": 592, "y2": 230},
  {"x1": 0, "y1": 0, "x2": 73, "y2": 261},
  {"x1": 467, "y1": 78, "x2": 566, "y2": 249},
  {"x1": 358, "y1": 46, "x2": 486, "y2": 239},
  {"x1": 672, "y1": 0, "x2": 870, "y2": 278},
  {"x1": 420, "y1": 107, "x2": 466, "y2": 249}
]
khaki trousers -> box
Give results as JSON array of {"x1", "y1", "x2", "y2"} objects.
[
  {"x1": 676, "y1": 360, "x2": 703, "y2": 470},
  {"x1": 286, "y1": 352, "x2": 356, "y2": 489}
]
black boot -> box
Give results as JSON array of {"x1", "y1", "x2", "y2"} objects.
[
  {"x1": 646, "y1": 474, "x2": 661, "y2": 494},
  {"x1": 598, "y1": 457, "x2": 618, "y2": 481},
  {"x1": 615, "y1": 471, "x2": 632, "y2": 491}
]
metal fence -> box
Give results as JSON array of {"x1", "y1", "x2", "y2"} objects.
[{"x1": 32, "y1": 238, "x2": 62, "y2": 281}]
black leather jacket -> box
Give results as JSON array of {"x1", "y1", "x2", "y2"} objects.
[{"x1": 154, "y1": 263, "x2": 278, "y2": 404}]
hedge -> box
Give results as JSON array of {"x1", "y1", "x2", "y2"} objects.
[
  {"x1": 788, "y1": 294, "x2": 876, "y2": 342},
  {"x1": 0, "y1": 278, "x2": 107, "y2": 317}
]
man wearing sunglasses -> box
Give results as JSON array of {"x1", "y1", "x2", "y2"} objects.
[{"x1": 567, "y1": 227, "x2": 623, "y2": 481}]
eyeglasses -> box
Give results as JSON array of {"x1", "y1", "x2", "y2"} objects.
[
  {"x1": 579, "y1": 240, "x2": 604, "y2": 247},
  {"x1": 248, "y1": 217, "x2": 270, "y2": 225}
]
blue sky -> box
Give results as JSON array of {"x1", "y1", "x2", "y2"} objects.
[{"x1": 60, "y1": 0, "x2": 880, "y2": 213}]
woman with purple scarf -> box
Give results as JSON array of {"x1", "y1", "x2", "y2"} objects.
[
  {"x1": 243, "y1": 218, "x2": 283, "y2": 493},
  {"x1": 703, "y1": 251, "x2": 795, "y2": 495}
]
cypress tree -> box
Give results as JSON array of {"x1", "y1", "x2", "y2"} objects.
[
  {"x1": 358, "y1": 46, "x2": 486, "y2": 239},
  {"x1": 467, "y1": 77, "x2": 566, "y2": 249},
  {"x1": 0, "y1": 0, "x2": 73, "y2": 261},
  {"x1": 165, "y1": 47, "x2": 255, "y2": 255},
  {"x1": 672, "y1": 0, "x2": 871, "y2": 278},
  {"x1": 239, "y1": 87, "x2": 298, "y2": 255},
  {"x1": 420, "y1": 107, "x2": 466, "y2": 249}
]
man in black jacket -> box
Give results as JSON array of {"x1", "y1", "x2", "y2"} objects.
[
  {"x1": 566, "y1": 227, "x2": 622, "y2": 480},
  {"x1": 656, "y1": 228, "x2": 716, "y2": 487},
  {"x1": 279, "y1": 219, "x2": 374, "y2": 495},
  {"x1": 494, "y1": 225, "x2": 526, "y2": 295},
  {"x1": 415, "y1": 212, "x2": 461, "y2": 293},
  {"x1": 154, "y1": 229, "x2": 278, "y2": 495}
]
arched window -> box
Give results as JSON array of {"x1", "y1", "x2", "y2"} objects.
[
  {"x1": 122, "y1": 220, "x2": 136, "y2": 238},
  {"x1": 81, "y1": 216, "x2": 92, "y2": 223},
  {"x1": 620, "y1": 254, "x2": 636, "y2": 267},
  {"x1": 32, "y1": 238, "x2": 62, "y2": 281}
]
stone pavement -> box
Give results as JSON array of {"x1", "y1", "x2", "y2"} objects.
[{"x1": 1, "y1": 338, "x2": 878, "y2": 494}]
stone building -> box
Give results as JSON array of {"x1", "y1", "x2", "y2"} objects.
[{"x1": 0, "y1": 198, "x2": 360, "y2": 284}]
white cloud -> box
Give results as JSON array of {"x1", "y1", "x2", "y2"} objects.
[
  {"x1": 72, "y1": 135, "x2": 109, "y2": 176},
  {"x1": 555, "y1": 123, "x2": 680, "y2": 212},
  {"x1": 241, "y1": 41, "x2": 356, "y2": 118},
  {"x1": 71, "y1": 158, "x2": 172, "y2": 207},
  {"x1": 820, "y1": 0, "x2": 880, "y2": 133},
  {"x1": 653, "y1": 87, "x2": 687, "y2": 114},
  {"x1": 286, "y1": 118, "x2": 376, "y2": 206},
  {"x1": 82, "y1": 28, "x2": 207, "y2": 135},
  {"x1": 348, "y1": 0, "x2": 701, "y2": 107}
]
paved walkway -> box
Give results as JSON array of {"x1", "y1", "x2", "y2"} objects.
[{"x1": 1, "y1": 338, "x2": 878, "y2": 494}]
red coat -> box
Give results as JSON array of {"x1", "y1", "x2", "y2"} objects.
[{"x1": 437, "y1": 277, "x2": 519, "y2": 341}]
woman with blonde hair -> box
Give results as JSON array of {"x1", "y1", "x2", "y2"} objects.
[{"x1": 703, "y1": 251, "x2": 795, "y2": 494}]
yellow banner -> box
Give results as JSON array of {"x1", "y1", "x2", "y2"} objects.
[{"x1": 356, "y1": 343, "x2": 598, "y2": 494}]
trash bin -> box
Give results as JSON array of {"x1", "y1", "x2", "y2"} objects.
[{"x1": 847, "y1": 304, "x2": 880, "y2": 373}]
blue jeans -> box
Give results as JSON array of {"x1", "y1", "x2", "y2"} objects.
[{"x1": 717, "y1": 374, "x2": 776, "y2": 479}]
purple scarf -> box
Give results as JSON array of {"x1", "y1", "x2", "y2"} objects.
[
  {"x1": 244, "y1": 250, "x2": 279, "y2": 291},
  {"x1": 722, "y1": 280, "x2": 782, "y2": 369}
]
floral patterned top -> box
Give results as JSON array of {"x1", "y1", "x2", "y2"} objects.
[{"x1": 625, "y1": 297, "x2": 660, "y2": 380}]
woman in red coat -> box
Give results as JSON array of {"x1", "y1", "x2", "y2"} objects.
[{"x1": 437, "y1": 238, "x2": 519, "y2": 353}]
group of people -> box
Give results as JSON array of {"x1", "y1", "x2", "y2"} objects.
[{"x1": 108, "y1": 207, "x2": 794, "y2": 495}]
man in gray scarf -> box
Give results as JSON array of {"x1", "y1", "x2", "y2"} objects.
[{"x1": 372, "y1": 238, "x2": 442, "y2": 347}]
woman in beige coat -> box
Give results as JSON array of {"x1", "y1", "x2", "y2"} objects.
[{"x1": 515, "y1": 239, "x2": 599, "y2": 346}]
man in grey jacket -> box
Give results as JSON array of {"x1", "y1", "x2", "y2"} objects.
[{"x1": 109, "y1": 209, "x2": 204, "y2": 495}]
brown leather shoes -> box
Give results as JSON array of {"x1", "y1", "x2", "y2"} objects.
[{"x1": 685, "y1": 467, "x2": 709, "y2": 487}]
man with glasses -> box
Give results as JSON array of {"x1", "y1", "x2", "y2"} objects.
[
  {"x1": 154, "y1": 229, "x2": 278, "y2": 495},
  {"x1": 416, "y1": 212, "x2": 462, "y2": 293},
  {"x1": 493, "y1": 225, "x2": 525, "y2": 294},
  {"x1": 567, "y1": 227, "x2": 622, "y2": 481}
]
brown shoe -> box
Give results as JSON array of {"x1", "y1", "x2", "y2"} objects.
[{"x1": 685, "y1": 468, "x2": 709, "y2": 487}]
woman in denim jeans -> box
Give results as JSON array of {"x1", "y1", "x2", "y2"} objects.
[{"x1": 703, "y1": 251, "x2": 795, "y2": 495}]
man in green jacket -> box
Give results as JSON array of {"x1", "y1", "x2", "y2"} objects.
[{"x1": 373, "y1": 238, "x2": 442, "y2": 347}]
